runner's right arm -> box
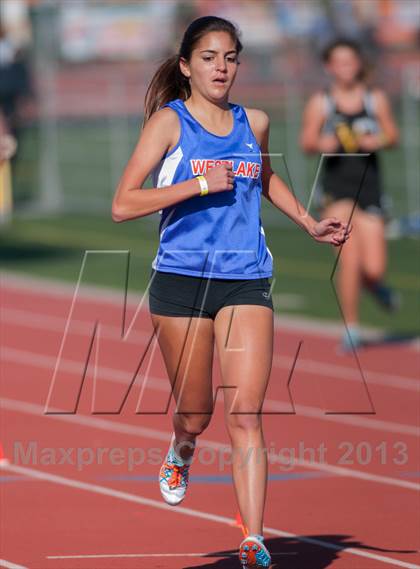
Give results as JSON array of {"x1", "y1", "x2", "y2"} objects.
[{"x1": 112, "y1": 108, "x2": 233, "y2": 222}]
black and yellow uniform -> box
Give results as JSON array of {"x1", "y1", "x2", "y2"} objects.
[{"x1": 319, "y1": 90, "x2": 387, "y2": 217}]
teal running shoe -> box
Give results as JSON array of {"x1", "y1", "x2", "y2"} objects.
[{"x1": 239, "y1": 535, "x2": 271, "y2": 568}]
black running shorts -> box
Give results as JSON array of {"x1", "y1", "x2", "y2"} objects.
[
  {"x1": 148, "y1": 269, "x2": 274, "y2": 320},
  {"x1": 321, "y1": 154, "x2": 386, "y2": 217}
]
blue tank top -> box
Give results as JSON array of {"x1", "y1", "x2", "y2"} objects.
[{"x1": 151, "y1": 99, "x2": 273, "y2": 279}]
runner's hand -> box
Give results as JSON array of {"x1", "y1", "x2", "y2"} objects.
[
  {"x1": 0, "y1": 134, "x2": 17, "y2": 161},
  {"x1": 204, "y1": 164, "x2": 235, "y2": 194},
  {"x1": 311, "y1": 217, "x2": 352, "y2": 247}
]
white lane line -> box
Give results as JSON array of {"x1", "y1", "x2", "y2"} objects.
[
  {"x1": 275, "y1": 354, "x2": 420, "y2": 393},
  {"x1": 46, "y1": 551, "x2": 295, "y2": 559},
  {"x1": 1, "y1": 462, "x2": 419, "y2": 569},
  {"x1": 3, "y1": 347, "x2": 419, "y2": 437},
  {"x1": 3, "y1": 307, "x2": 419, "y2": 391},
  {"x1": 0, "y1": 560, "x2": 28, "y2": 569},
  {"x1": 2, "y1": 397, "x2": 419, "y2": 492},
  {"x1": 267, "y1": 399, "x2": 419, "y2": 437}
]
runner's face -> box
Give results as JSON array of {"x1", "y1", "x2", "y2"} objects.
[
  {"x1": 326, "y1": 47, "x2": 362, "y2": 84},
  {"x1": 181, "y1": 31, "x2": 239, "y2": 101}
]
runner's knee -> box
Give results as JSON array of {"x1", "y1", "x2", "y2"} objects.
[
  {"x1": 225, "y1": 404, "x2": 262, "y2": 433},
  {"x1": 175, "y1": 412, "x2": 212, "y2": 437}
]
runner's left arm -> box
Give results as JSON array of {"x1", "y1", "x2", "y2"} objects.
[{"x1": 248, "y1": 108, "x2": 351, "y2": 246}]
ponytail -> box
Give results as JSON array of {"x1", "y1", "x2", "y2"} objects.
[{"x1": 143, "y1": 55, "x2": 190, "y2": 123}]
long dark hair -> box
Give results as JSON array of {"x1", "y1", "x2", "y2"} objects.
[{"x1": 143, "y1": 16, "x2": 243, "y2": 122}]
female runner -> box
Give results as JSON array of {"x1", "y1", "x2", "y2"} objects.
[
  {"x1": 300, "y1": 38, "x2": 399, "y2": 351},
  {"x1": 112, "y1": 17, "x2": 350, "y2": 568}
]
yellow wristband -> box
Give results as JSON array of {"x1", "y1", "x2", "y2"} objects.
[{"x1": 196, "y1": 175, "x2": 208, "y2": 196}]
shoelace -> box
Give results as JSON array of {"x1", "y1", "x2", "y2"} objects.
[{"x1": 162, "y1": 462, "x2": 189, "y2": 489}]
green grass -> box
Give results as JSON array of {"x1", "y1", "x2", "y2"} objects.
[{"x1": 2, "y1": 213, "x2": 418, "y2": 333}]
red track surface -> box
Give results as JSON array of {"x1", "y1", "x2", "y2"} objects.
[{"x1": 1, "y1": 274, "x2": 419, "y2": 569}]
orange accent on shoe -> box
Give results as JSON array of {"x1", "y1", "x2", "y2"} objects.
[
  {"x1": 239, "y1": 537, "x2": 271, "y2": 568},
  {"x1": 235, "y1": 510, "x2": 249, "y2": 537},
  {"x1": 160, "y1": 462, "x2": 189, "y2": 490}
]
